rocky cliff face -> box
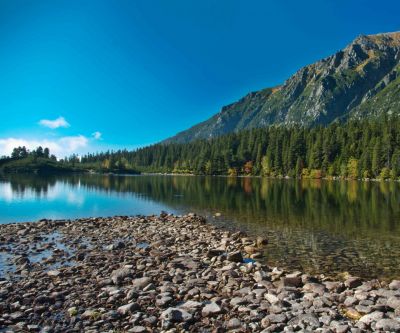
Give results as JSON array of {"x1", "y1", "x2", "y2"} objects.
[{"x1": 165, "y1": 32, "x2": 400, "y2": 143}]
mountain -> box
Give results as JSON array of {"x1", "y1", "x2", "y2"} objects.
[{"x1": 165, "y1": 31, "x2": 400, "y2": 143}]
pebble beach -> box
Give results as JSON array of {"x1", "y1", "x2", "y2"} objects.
[{"x1": 1, "y1": 214, "x2": 400, "y2": 332}]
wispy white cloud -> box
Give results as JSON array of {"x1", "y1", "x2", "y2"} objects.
[
  {"x1": 92, "y1": 131, "x2": 102, "y2": 140},
  {"x1": 0, "y1": 135, "x2": 88, "y2": 158},
  {"x1": 58, "y1": 135, "x2": 89, "y2": 153},
  {"x1": 39, "y1": 116, "x2": 70, "y2": 129}
]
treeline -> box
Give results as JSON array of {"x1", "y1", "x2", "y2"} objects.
[
  {"x1": 80, "y1": 116, "x2": 400, "y2": 180},
  {"x1": 8, "y1": 146, "x2": 57, "y2": 161},
  {"x1": 79, "y1": 153, "x2": 136, "y2": 172},
  {"x1": 0, "y1": 146, "x2": 79, "y2": 174},
  {"x1": 4, "y1": 117, "x2": 399, "y2": 179}
]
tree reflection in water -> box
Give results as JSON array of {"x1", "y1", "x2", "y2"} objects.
[{"x1": 1, "y1": 173, "x2": 399, "y2": 279}]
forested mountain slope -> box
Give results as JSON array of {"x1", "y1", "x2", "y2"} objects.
[{"x1": 166, "y1": 32, "x2": 400, "y2": 143}]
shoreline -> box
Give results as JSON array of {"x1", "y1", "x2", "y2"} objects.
[
  {"x1": 1, "y1": 214, "x2": 400, "y2": 332},
  {"x1": 141, "y1": 172, "x2": 400, "y2": 183},
  {"x1": 3, "y1": 170, "x2": 400, "y2": 183}
]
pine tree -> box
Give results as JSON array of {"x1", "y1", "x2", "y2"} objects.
[{"x1": 372, "y1": 138, "x2": 382, "y2": 177}]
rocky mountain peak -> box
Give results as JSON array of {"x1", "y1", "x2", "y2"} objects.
[{"x1": 165, "y1": 32, "x2": 400, "y2": 144}]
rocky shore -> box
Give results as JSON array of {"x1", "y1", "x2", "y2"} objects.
[{"x1": 1, "y1": 214, "x2": 400, "y2": 332}]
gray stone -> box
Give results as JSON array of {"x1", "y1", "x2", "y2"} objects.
[
  {"x1": 111, "y1": 268, "x2": 133, "y2": 285},
  {"x1": 202, "y1": 301, "x2": 222, "y2": 316},
  {"x1": 156, "y1": 296, "x2": 172, "y2": 307},
  {"x1": 269, "y1": 304, "x2": 283, "y2": 314},
  {"x1": 253, "y1": 288, "x2": 267, "y2": 298},
  {"x1": 143, "y1": 316, "x2": 157, "y2": 326},
  {"x1": 132, "y1": 277, "x2": 152, "y2": 290},
  {"x1": 324, "y1": 281, "x2": 344, "y2": 292},
  {"x1": 106, "y1": 241, "x2": 125, "y2": 250},
  {"x1": 126, "y1": 289, "x2": 139, "y2": 300},
  {"x1": 320, "y1": 315, "x2": 332, "y2": 326},
  {"x1": 288, "y1": 313, "x2": 320, "y2": 328},
  {"x1": 102, "y1": 310, "x2": 119, "y2": 321},
  {"x1": 375, "y1": 318, "x2": 400, "y2": 331},
  {"x1": 230, "y1": 297, "x2": 247, "y2": 306},
  {"x1": 81, "y1": 309, "x2": 100, "y2": 319},
  {"x1": 261, "y1": 316, "x2": 271, "y2": 328},
  {"x1": 178, "y1": 300, "x2": 203, "y2": 311},
  {"x1": 254, "y1": 270, "x2": 267, "y2": 282},
  {"x1": 264, "y1": 313, "x2": 287, "y2": 323},
  {"x1": 359, "y1": 311, "x2": 384, "y2": 325},
  {"x1": 387, "y1": 296, "x2": 400, "y2": 309},
  {"x1": 333, "y1": 324, "x2": 349, "y2": 333},
  {"x1": 47, "y1": 270, "x2": 61, "y2": 277},
  {"x1": 160, "y1": 307, "x2": 193, "y2": 322},
  {"x1": 143, "y1": 283, "x2": 155, "y2": 291},
  {"x1": 389, "y1": 280, "x2": 400, "y2": 290},
  {"x1": 303, "y1": 282, "x2": 326, "y2": 295},
  {"x1": 355, "y1": 304, "x2": 372, "y2": 314},
  {"x1": 265, "y1": 293, "x2": 280, "y2": 304},
  {"x1": 371, "y1": 288, "x2": 398, "y2": 298},
  {"x1": 130, "y1": 326, "x2": 146, "y2": 333},
  {"x1": 344, "y1": 296, "x2": 358, "y2": 307},
  {"x1": 227, "y1": 318, "x2": 242, "y2": 329},
  {"x1": 117, "y1": 302, "x2": 139, "y2": 315}
]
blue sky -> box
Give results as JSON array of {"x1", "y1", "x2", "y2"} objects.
[{"x1": 0, "y1": 0, "x2": 399, "y2": 157}]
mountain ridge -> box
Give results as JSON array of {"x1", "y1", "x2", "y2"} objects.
[{"x1": 165, "y1": 31, "x2": 400, "y2": 143}]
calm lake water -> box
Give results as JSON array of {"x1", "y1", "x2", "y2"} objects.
[{"x1": 1, "y1": 173, "x2": 400, "y2": 280}]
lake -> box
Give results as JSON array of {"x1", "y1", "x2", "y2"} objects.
[{"x1": 1, "y1": 173, "x2": 400, "y2": 280}]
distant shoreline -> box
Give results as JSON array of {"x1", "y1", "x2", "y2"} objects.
[
  {"x1": 2, "y1": 166, "x2": 399, "y2": 183},
  {"x1": 141, "y1": 172, "x2": 400, "y2": 182}
]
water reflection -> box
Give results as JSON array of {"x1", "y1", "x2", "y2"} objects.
[{"x1": 0, "y1": 174, "x2": 399, "y2": 279}]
